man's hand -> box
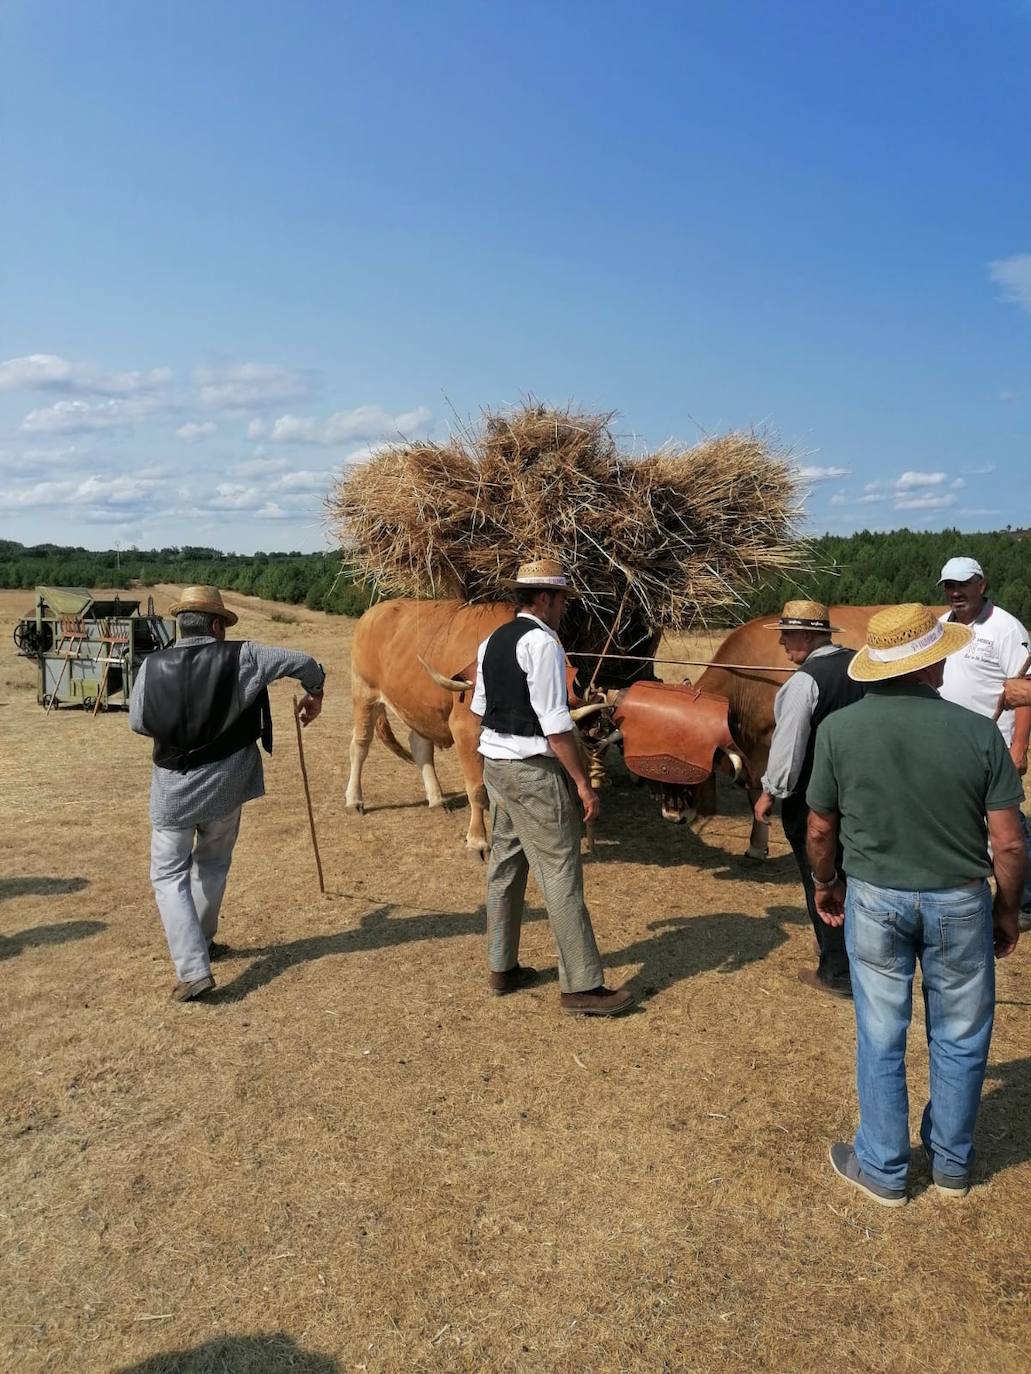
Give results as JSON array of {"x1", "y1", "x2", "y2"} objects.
[
  {"x1": 813, "y1": 878, "x2": 846, "y2": 927},
  {"x1": 577, "y1": 781, "x2": 600, "y2": 823},
  {"x1": 993, "y1": 896, "x2": 1020, "y2": 959},
  {"x1": 753, "y1": 791, "x2": 775, "y2": 825},
  {"x1": 1001, "y1": 678, "x2": 1031, "y2": 712},
  {"x1": 297, "y1": 691, "x2": 323, "y2": 726},
  {"x1": 1009, "y1": 742, "x2": 1028, "y2": 777}
]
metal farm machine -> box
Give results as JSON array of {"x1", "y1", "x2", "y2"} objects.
[{"x1": 13, "y1": 586, "x2": 175, "y2": 713}]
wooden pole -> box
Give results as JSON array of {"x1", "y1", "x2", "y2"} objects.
[
  {"x1": 293, "y1": 695, "x2": 326, "y2": 894},
  {"x1": 993, "y1": 651, "x2": 1031, "y2": 722}
]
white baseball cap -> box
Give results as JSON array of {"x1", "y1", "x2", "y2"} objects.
[{"x1": 938, "y1": 556, "x2": 984, "y2": 584}]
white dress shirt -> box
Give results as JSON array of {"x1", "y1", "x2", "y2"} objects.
[
  {"x1": 760, "y1": 643, "x2": 845, "y2": 798},
  {"x1": 472, "y1": 612, "x2": 575, "y2": 761}
]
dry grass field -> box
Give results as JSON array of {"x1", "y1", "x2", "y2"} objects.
[{"x1": 2, "y1": 586, "x2": 1030, "y2": 1374}]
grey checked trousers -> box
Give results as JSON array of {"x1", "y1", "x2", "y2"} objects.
[
  {"x1": 483, "y1": 756, "x2": 603, "y2": 994},
  {"x1": 150, "y1": 806, "x2": 241, "y2": 983}
]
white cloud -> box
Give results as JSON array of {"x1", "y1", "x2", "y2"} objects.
[
  {"x1": 21, "y1": 396, "x2": 162, "y2": 434},
  {"x1": 895, "y1": 471, "x2": 947, "y2": 490},
  {"x1": 949, "y1": 477, "x2": 966, "y2": 490},
  {"x1": 194, "y1": 363, "x2": 315, "y2": 411},
  {"x1": 893, "y1": 492, "x2": 957, "y2": 511},
  {"x1": 961, "y1": 463, "x2": 996, "y2": 476},
  {"x1": 264, "y1": 404, "x2": 432, "y2": 446},
  {"x1": 232, "y1": 454, "x2": 291, "y2": 478},
  {"x1": 795, "y1": 464, "x2": 850, "y2": 480},
  {"x1": 856, "y1": 493, "x2": 885, "y2": 505},
  {"x1": 176, "y1": 420, "x2": 217, "y2": 442},
  {"x1": 999, "y1": 390, "x2": 1017, "y2": 403},
  {"x1": 0, "y1": 353, "x2": 172, "y2": 396},
  {"x1": 0, "y1": 473, "x2": 166, "y2": 511},
  {"x1": 0, "y1": 445, "x2": 80, "y2": 475},
  {"x1": 829, "y1": 490, "x2": 847, "y2": 506},
  {"x1": 247, "y1": 419, "x2": 267, "y2": 439},
  {"x1": 959, "y1": 507, "x2": 1001, "y2": 516},
  {"x1": 269, "y1": 469, "x2": 334, "y2": 492},
  {"x1": 988, "y1": 253, "x2": 1031, "y2": 313}
]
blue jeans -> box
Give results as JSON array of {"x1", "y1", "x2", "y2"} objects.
[
  {"x1": 1020, "y1": 811, "x2": 1031, "y2": 911},
  {"x1": 845, "y1": 877, "x2": 995, "y2": 1190}
]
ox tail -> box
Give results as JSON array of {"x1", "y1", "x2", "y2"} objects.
[{"x1": 375, "y1": 711, "x2": 415, "y2": 764}]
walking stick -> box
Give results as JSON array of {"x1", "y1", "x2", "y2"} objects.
[
  {"x1": 293, "y1": 695, "x2": 326, "y2": 894},
  {"x1": 993, "y1": 651, "x2": 1031, "y2": 722}
]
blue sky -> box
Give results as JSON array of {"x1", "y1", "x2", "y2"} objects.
[{"x1": 1, "y1": 0, "x2": 1028, "y2": 552}]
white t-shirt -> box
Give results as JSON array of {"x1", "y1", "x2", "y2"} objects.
[
  {"x1": 471, "y1": 613, "x2": 575, "y2": 761},
  {"x1": 939, "y1": 601, "x2": 1029, "y2": 746}
]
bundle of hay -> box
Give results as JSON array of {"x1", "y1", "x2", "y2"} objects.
[{"x1": 328, "y1": 403, "x2": 808, "y2": 653}]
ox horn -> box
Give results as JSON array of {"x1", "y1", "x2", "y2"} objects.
[
  {"x1": 419, "y1": 657, "x2": 473, "y2": 692},
  {"x1": 723, "y1": 748, "x2": 744, "y2": 783},
  {"x1": 570, "y1": 702, "x2": 606, "y2": 722}
]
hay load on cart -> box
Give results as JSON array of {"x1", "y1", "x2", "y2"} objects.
[{"x1": 328, "y1": 403, "x2": 809, "y2": 678}]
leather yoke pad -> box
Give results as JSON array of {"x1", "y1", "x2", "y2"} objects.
[{"x1": 613, "y1": 680, "x2": 734, "y2": 786}]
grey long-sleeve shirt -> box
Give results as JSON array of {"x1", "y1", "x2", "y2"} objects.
[
  {"x1": 760, "y1": 643, "x2": 844, "y2": 799},
  {"x1": 130, "y1": 636, "x2": 325, "y2": 828}
]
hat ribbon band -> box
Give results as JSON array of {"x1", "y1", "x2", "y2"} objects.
[
  {"x1": 516, "y1": 575, "x2": 568, "y2": 588},
  {"x1": 867, "y1": 621, "x2": 944, "y2": 664}
]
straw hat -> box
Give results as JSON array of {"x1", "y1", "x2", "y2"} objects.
[
  {"x1": 168, "y1": 584, "x2": 239, "y2": 627},
  {"x1": 504, "y1": 558, "x2": 581, "y2": 599},
  {"x1": 848, "y1": 604, "x2": 972, "y2": 683},
  {"x1": 765, "y1": 599, "x2": 840, "y2": 632}
]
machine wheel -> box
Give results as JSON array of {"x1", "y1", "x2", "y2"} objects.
[
  {"x1": 81, "y1": 697, "x2": 96, "y2": 712},
  {"x1": 42, "y1": 694, "x2": 56, "y2": 709}
]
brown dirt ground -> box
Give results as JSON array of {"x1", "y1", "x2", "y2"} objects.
[{"x1": 1, "y1": 586, "x2": 1030, "y2": 1374}]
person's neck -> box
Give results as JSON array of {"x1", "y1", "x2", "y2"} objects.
[{"x1": 951, "y1": 599, "x2": 987, "y2": 626}]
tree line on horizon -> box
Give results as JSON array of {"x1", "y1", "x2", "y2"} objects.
[{"x1": 1, "y1": 528, "x2": 1029, "y2": 627}]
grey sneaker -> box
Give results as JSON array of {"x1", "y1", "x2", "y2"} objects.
[
  {"x1": 932, "y1": 1168, "x2": 970, "y2": 1198},
  {"x1": 171, "y1": 975, "x2": 215, "y2": 1003},
  {"x1": 829, "y1": 1142, "x2": 907, "y2": 1207}
]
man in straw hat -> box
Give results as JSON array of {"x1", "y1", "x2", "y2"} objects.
[
  {"x1": 935, "y1": 555, "x2": 1031, "y2": 929},
  {"x1": 130, "y1": 586, "x2": 326, "y2": 1002},
  {"x1": 470, "y1": 558, "x2": 638, "y2": 1016},
  {"x1": 753, "y1": 600, "x2": 864, "y2": 999},
  {"x1": 805, "y1": 604, "x2": 1026, "y2": 1205}
]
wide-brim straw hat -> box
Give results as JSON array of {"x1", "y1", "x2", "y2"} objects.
[
  {"x1": 168, "y1": 584, "x2": 239, "y2": 627},
  {"x1": 503, "y1": 558, "x2": 582, "y2": 599},
  {"x1": 765, "y1": 599, "x2": 840, "y2": 632},
  {"x1": 848, "y1": 603, "x2": 972, "y2": 683}
]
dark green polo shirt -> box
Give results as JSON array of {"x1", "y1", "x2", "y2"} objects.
[{"x1": 806, "y1": 682, "x2": 1023, "y2": 891}]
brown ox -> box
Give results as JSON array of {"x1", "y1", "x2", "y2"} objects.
[
  {"x1": 346, "y1": 599, "x2": 512, "y2": 853},
  {"x1": 345, "y1": 599, "x2": 606, "y2": 853},
  {"x1": 690, "y1": 605, "x2": 885, "y2": 857}
]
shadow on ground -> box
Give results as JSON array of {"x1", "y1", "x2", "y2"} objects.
[
  {"x1": 0, "y1": 919, "x2": 106, "y2": 961},
  {"x1": 208, "y1": 898, "x2": 807, "y2": 1005},
  {"x1": 207, "y1": 903, "x2": 523, "y2": 1004},
  {"x1": 977, "y1": 1055, "x2": 1031, "y2": 1179},
  {"x1": 0, "y1": 875, "x2": 89, "y2": 901},
  {"x1": 114, "y1": 1332, "x2": 339, "y2": 1372}
]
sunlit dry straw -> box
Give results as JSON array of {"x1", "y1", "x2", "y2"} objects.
[{"x1": 327, "y1": 403, "x2": 809, "y2": 639}]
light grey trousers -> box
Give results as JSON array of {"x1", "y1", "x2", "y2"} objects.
[
  {"x1": 150, "y1": 807, "x2": 242, "y2": 983},
  {"x1": 483, "y1": 756, "x2": 603, "y2": 994}
]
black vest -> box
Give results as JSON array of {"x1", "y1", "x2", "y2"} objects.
[
  {"x1": 141, "y1": 639, "x2": 273, "y2": 773},
  {"x1": 480, "y1": 619, "x2": 547, "y2": 737},
  {"x1": 780, "y1": 646, "x2": 863, "y2": 837}
]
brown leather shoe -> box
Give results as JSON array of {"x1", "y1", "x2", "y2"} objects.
[
  {"x1": 488, "y1": 964, "x2": 539, "y2": 996},
  {"x1": 798, "y1": 968, "x2": 852, "y2": 1000},
  {"x1": 560, "y1": 984, "x2": 639, "y2": 1017},
  {"x1": 171, "y1": 975, "x2": 215, "y2": 1003}
]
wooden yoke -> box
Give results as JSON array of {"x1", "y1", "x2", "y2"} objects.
[{"x1": 612, "y1": 680, "x2": 734, "y2": 785}]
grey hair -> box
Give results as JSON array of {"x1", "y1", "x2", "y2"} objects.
[{"x1": 177, "y1": 610, "x2": 221, "y2": 637}]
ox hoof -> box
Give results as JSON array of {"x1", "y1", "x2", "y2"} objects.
[
  {"x1": 744, "y1": 845, "x2": 768, "y2": 862},
  {"x1": 466, "y1": 843, "x2": 489, "y2": 863},
  {"x1": 346, "y1": 801, "x2": 365, "y2": 816}
]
